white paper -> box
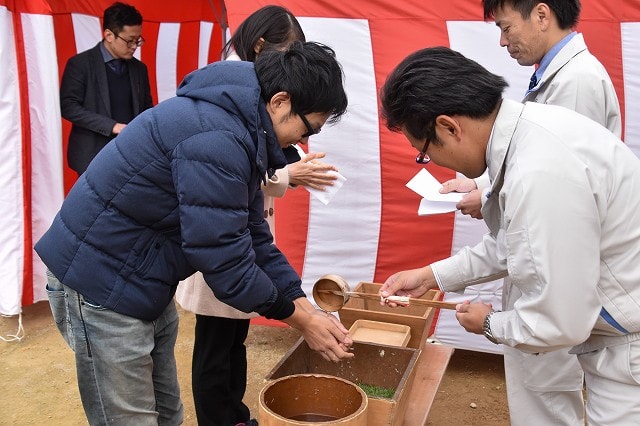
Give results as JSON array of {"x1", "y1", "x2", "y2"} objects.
[
  {"x1": 406, "y1": 168, "x2": 463, "y2": 215},
  {"x1": 304, "y1": 170, "x2": 346, "y2": 205},
  {"x1": 418, "y1": 198, "x2": 458, "y2": 215}
]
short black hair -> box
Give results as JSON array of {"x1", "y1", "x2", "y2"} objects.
[
  {"x1": 255, "y1": 41, "x2": 347, "y2": 124},
  {"x1": 483, "y1": 0, "x2": 581, "y2": 29},
  {"x1": 380, "y1": 47, "x2": 507, "y2": 141},
  {"x1": 103, "y1": 2, "x2": 143, "y2": 34},
  {"x1": 225, "y1": 5, "x2": 305, "y2": 62}
]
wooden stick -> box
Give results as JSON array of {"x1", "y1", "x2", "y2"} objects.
[{"x1": 316, "y1": 289, "x2": 458, "y2": 310}]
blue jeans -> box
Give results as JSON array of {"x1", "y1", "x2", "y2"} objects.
[{"x1": 46, "y1": 271, "x2": 183, "y2": 425}]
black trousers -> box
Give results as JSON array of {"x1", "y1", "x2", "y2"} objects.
[{"x1": 192, "y1": 314, "x2": 251, "y2": 426}]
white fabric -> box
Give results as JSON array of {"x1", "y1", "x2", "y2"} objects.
[
  {"x1": 71, "y1": 14, "x2": 101, "y2": 54},
  {"x1": 578, "y1": 333, "x2": 640, "y2": 425},
  {"x1": 502, "y1": 346, "x2": 585, "y2": 426},
  {"x1": 296, "y1": 18, "x2": 381, "y2": 297},
  {"x1": 0, "y1": 7, "x2": 24, "y2": 315},
  {"x1": 198, "y1": 21, "x2": 214, "y2": 69},
  {"x1": 622, "y1": 22, "x2": 640, "y2": 158},
  {"x1": 22, "y1": 12, "x2": 65, "y2": 308},
  {"x1": 156, "y1": 23, "x2": 180, "y2": 102}
]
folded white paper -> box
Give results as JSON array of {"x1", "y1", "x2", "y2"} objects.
[
  {"x1": 304, "y1": 170, "x2": 346, "y2": 205},
  {"x1": 418, "y1": 198, "x2": 457, "y2": 215},
  {"x1": 406, "y1": 168, "x2": 463, "y2": 215}
]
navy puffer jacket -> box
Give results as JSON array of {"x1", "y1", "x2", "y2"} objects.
[{"x1": 35, "y1": 61, "x2": 304, "y2": 320}]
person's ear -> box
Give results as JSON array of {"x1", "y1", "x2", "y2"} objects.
[
  {"x1": 534, "y1": 3, "x2": 551, "y2": 30},
  {"x1": 266, "y1": 91, "x2": 291, "y2": 115},
  {"x1": 254, "y1": 37, "x2": 266, "y2": 55},
  {"x1": 435, "y1": 115, "x2": 461, "y2": 141},
  {"x1": 104, "y1": 29, "x2": 114, "y2": 42}
]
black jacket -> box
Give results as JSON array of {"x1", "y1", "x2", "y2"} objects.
[{"x1": 60, "y1": 42, "x2": 153, "y2": 174}]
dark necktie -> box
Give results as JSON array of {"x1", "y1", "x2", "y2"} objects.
[
  {"x1": 109, "y1": 59, "x2": 125, "y2": 75},
  {"x1": 528, "y1": 72, "x2": 538, "y2": 91}
]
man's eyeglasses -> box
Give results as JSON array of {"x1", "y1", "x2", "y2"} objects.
[
  {"x1": 416, "y1": 139, "x2": 431, "y2": 164},
  {"x1": 299, "y1": 113, "x2": 321, "y2": 138},
  {"x1": 115, "y1": 33, "x2": 145, "y2": 49}
]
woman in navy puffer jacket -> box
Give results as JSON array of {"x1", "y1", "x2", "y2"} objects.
[{"x1": 35, "y1": 41, "x2": 352, "y2": 425}]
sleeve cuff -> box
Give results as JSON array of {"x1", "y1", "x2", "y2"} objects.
[{"x1": 261, "y1": 290, "x2": 296, "y2": 320}]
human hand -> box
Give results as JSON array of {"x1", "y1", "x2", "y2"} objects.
[
  {"x1": 440, "y1": 177, "x2": 477, "y2": 194},
  {"x1": 379, "y1": 266, "x2": 435, "y2": 307},
  {"x1": 456, "y1": 190, "x2": 483, "y2": 219},
  {"x1": 288, "y1": 152, "x2": 339, "y2": 190},
  {"x1": 112, "y1": 123, "x2": 126, "y2": 135},
  {"x1": 284, "y1": 299, "x2": 354, "y2": 362},
  {"x1": 455, "y1": 300, "x2": 493, "y2": 334}
]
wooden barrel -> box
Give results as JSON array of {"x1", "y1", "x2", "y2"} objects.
[{"x1": 258, "y1": 374, "x2": 368, "y2": 425}]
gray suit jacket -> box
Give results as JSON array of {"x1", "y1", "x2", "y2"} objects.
[{"x1": 60, "y1": 42, "x2": 153, "y2": 174}]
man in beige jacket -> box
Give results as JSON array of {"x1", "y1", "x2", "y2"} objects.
[{"x1": 440, "y1": 1, "x2": 621, "y2": 424}]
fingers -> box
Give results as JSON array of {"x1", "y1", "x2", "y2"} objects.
[
  {"x1": 309, "y1": 310, "x2": 354, "y2": 362},
  {"x1": 439, "y1": 178, "x2": 460, "y2": 194},
  {"x1": 304, "y1": 151, "x2": 326, "y2": 160},
  {"x1": 440, "y1": 177, "x2": 477, "y2": 193},
  {"x1": 317, "y1": 342, "x2": 354, "y2": 362},
  {"x1": 379, "y1": 274, "x2": 397, "y2": 299},
  {"x1": 319, "y1": 345, "x2": 354, "y2": 362},
  {"x1": 455, "y1": 301, "x2": 493, "y2": 334},
  {"x1": 457, "y1": 190, "x2": 483, "y2": 218}
]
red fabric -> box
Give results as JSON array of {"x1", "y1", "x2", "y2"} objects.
[
  {"x1": 250, "y1": 317, "x2": 289, "y2": 328},
  {"x1": 579, "y1": 21, "x2": 626, "y2": 139}
]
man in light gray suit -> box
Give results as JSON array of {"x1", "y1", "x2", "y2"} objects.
[{"x1": 440, "y1": 1, "x2": 621, "y2": 425}]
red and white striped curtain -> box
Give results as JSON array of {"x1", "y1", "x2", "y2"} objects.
[
  {"x1": 0, "y1": 0, "x2": 224, "y2": 317},
  {"x1": 3, "y1": 0, "x2": 639, "y2": 353},
  {"x1": 227, "y1": 0, "x2": 640, "y2": 353}
]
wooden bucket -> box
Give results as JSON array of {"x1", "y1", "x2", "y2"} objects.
[{"x1": 258, "y1": 374, "x2": 368, "y2": 425}]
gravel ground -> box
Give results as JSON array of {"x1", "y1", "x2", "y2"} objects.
[{"x1": 0, "y1": 302, "x2": 509, "y2": 425}]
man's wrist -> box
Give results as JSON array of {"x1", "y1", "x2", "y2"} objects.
[{"x1": 483, "y1": 309, "x2": 500, "y2": 344}]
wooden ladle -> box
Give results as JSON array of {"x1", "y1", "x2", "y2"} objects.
[{"x1": 312, "y1": 274, "x2": 457, "y2": 312}]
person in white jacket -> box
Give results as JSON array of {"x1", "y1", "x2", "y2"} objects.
[
  {"x1": 439, "y1": 1, "x2": 622, "y2": 424},
  {"x1": 379, "y1": 46, "x2": 640, "y2": 426},
  {"x1": 174, "y1": 6, "x2": 340, "y2": 426}
]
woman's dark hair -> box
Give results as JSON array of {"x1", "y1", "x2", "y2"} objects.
[
  {"x1": 255, "y1": 41, "x2": 347, "y2": 124},
  {"x1": 380, "y1": 46, "x2": 507, "y2": 141},
  {"x1": 223, "y1": 5, "x2": 306, "y2": 62},
  {"x1": 103, "y1": 2, "x2": 143, "y2": 34},
  {"x1": 483, "y1": 0, "x2": 581, "y2": 29}
]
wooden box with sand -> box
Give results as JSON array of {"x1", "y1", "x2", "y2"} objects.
[{"x1": 265, "y1": 337, "x2": 420, "y2": 425}]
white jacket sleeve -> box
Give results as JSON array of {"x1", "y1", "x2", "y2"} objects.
[
  {"x1": 432, "y1": 233, "x2": 508, "y2": 294},
  {"x1": 262, "y1": 167, "x2": 290, "y2": 199}
]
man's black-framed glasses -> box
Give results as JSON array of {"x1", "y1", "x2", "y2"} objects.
[
  {"x1": 416, "y1": 139, "x2": 431, "y2": 164},
  {"x1": 115, "y1": 33, "x2": 145, "y2": 48},
  {"x1": 299, "y1": 113, "x2": 321, "y2": 138}
]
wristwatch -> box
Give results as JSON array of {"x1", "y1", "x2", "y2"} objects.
[{"x1": 483, "y1": 310, "x2": 500, "y2": 344}]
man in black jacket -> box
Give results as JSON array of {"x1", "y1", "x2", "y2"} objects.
[{"x1": 60, "y1": 2, "x2": 153, "y2": 175}]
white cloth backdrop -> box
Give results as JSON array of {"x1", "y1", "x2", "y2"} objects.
[{"x1": 3, "y1": 0, "x2": 640, "y2": 354}]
